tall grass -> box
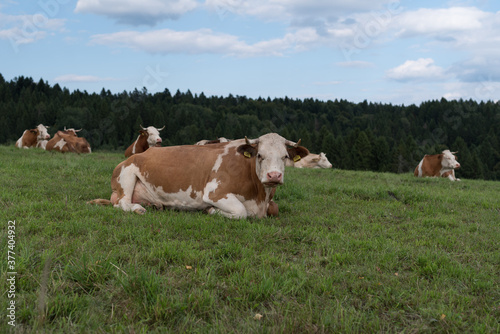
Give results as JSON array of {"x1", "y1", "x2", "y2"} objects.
[{"x1": 1, "y1": 146, "x2": 499, "y2": 333}]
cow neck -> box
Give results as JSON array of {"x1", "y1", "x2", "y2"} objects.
[{"x1": 247, "y1": 154, "x2": 271, "y2": 204}]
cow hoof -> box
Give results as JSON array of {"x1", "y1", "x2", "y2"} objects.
[{"x1": 134, "y1": 208, "x2": 146, "y2": 215}]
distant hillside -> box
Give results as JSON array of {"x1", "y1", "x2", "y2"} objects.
[{"x1": 1, "y1": 74, "x2": 499, "y2": 180}]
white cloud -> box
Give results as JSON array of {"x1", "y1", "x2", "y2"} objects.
[
  {"x1": 90, "y1": 27, "x2": 317, "y2": 57},
  {"x1": 393, "y1": 7, "x2": 486, "y2": 38},
  {"x1": 54, "y1": 74, "x2": 116, "y2": 83},
  {"x1": 205, "y1": 0, "x2": 396, "y2": 21},
  {"x1": 386, "y1": 58, "x2": 447, "y2": 82},
  {"x1": 337, "y1": 61, "x2": 374, "y2": 68},
  {"x1": 75, "y1": 0, "x2": 198, "y2": 25},
  {"x1": 0, "y1": 13, "x2": 66, "y2": 51}
]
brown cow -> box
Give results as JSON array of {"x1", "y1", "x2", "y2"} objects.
[
  {"x1": 414, "y1": 150, "x2": 461, "y2": 181},
  {"x1": 15, "y1": 124, "x2": 50, "y2": 149},
  {"x1": 89, "y1": 133, "x2": 309, "y2": 219},
  {"x1": 46, "y1": 129, "x2": 91, "y2": 154},
  {"x1": 124, "y1": 125, "x2": 165, "y2": 157}
]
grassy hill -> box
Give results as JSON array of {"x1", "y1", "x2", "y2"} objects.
[{"x1": 1, "y1": 146, "x2": 499, "y2": 333}]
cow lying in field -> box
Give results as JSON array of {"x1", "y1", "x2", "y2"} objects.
[
  {"x1": 16, "y1": 124, "x2": 51, "y2": 149},
  {"x1": 46, "y1": 128, "x2": 91, "y2": 154},
  {"x1": 125, "y1": 125, "x2": 165, "y2": 157},
  {"x1": 286, "y1": 152, "x2": 333, "y2": 169},
  {"x1": 414, "y1": 150, "x2": 461, "y2": 181},
  {"x1": 89, "y1": 133, "x2": 309, "y2": 219}
]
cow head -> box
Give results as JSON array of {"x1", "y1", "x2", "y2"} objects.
[
  {"x1": 237, "y1": 133, "x2": 309, "y2": 187},
  {"x1": 441, "y1": 150, "x2": 460, "y2": 169},
  {"x1": 64, "y1": 126, "x2": 82, "y2": 136},
  {"x1": 140, "y1": 125, "x2": 165, "y2": 147},
  {"x1": 35, "y1": 124, "x2": 50, "y2": 140},
  {"x1": 317, "y1": 152, "x2": 333, "y2": 168}
]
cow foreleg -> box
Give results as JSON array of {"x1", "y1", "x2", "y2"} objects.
[
  {"x1": 206, "y1": 194, "x2": 248, "y2": 219},
  {"x1": 447, "y1": 170, "x2": 460, "y2": 181}
]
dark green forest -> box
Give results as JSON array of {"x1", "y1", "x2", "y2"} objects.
[{"x1": 1, "y1": 74, "x2": 499, "y2": 180}]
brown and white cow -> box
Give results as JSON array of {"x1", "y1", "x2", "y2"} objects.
[
  {"x1": 414, "y1": 150, "x2": 461, "y2": 181},
  {"x1": 46, "y1": 129, "x2": 91, "y2": 154},
  {"x1": 89, "y1": 133, "x2": 309, "y2": 219},
  {"x1": 124, "y1": 125, "x2": 165, "y2": 157},
  {"x1": 15, "y1": 124, "x2": 51, "y2": 149},
  {"x1": 286, "y1": 152, "x2": 333, "y2": 169}
]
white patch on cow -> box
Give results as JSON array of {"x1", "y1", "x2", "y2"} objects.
[
  {"x1": 236, "y1": 195, "x2": 265, "y2": 218},
  {"x1": 212, "y1": 143, "x2": 233, "y2": 172},
  {"x1": 201, "y1": 179, "x2": 247, "y2": 218},
  {"x1": 37, "y1": 140, "x2": 48, "y2": 150},
  {"x1": 417, "y1": 158, "x2": 424, "y2": 177},
  {"x1": 116, "y1": 163, "x2": 147, "y2": 213},
  {"x1": 54, "y1": 139, "x2": 67, "y2": 151},
  {"x1": 131, "y1": 137, "x2": 139, "y2": 154},
  {"x1": 202, "y1": 178, "x2": 220, "y2": 202},
  {"x1": 16, "y1": 131, "x2": 27, "y2": 148},
  {"x1": 152, "y1": 185, "x2": 205, "y2": 210},
  {"x1": 207, "y1": 193, "x2": 248, "y2": 219}
]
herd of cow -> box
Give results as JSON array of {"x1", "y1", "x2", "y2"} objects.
[{"x1": 16, "y1": 123, "x2": 461, "y2": 219}]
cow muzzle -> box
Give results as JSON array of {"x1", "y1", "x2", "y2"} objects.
[
  {"x1": 155, "y1": 139, "x2": 162, "y2": 147},
  {"x1": 455, "y1": 163, "x2": 460, "y2": 169},
  {"x1": 264, "y1": 172, "x2": 283, "y2": 187}
]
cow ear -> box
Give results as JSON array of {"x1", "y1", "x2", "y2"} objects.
[
  {"x1": 311, "y1": 157, "x2": 320, "y2": 162},
  {"x1": 30, "y1": 129, "x2": 38, "y2": 134},
  {"x1": 287, "y1": 146, "x2": 309, "y2": 162},
  {"x1": 139, "y1": 130, "x2": 147, "y2": 136},
  {"x1": 237, "y1": 144, "x2": 257, "y2": 158}
]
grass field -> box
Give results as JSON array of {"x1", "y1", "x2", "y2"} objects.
[{"x1": 1, "y1": 145, "x2": 499, "y2": 333}]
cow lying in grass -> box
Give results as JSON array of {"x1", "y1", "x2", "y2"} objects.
[
  {"x1": 46, "y1": 128, "x2": 91, "y2": 154},
  {"x1": 286, "y1": 152, "x2": 333, "y2": 169},
  {"x1": 414, "y1": 150, "x2": 461, "y2": 181},
  {"x1": 15, "y1": 124, "x2": 51, "y2": 149},
  {"x1": 89, "y1": 133, "x2": 309, "y2": 219}
]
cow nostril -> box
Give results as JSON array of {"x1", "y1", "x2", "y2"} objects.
[{"x1": 267, "y1": 172, "x2": 282, "y2": 181}]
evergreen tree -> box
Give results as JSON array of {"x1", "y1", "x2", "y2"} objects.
[{"x1": 352, "y1": 131, "x2": 373, "y2": 170}]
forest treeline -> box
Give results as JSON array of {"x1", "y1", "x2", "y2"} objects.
[{"x1": 1, "y1": 74, "x2": 499, "y2": 180}]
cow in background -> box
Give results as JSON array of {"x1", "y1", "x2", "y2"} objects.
[
  {"x1": 46, "y1": 128, "x2": 91, "y2": 154},
  {"x1": 15, "y1": 124, "x2": 51, "y2": 149},
  {"x1": 286, "y1": 152, "x2": 333, "y2": 169},
  {"x1": 125, "y1": 125, "x2": 165, "y2": 157},
  {"x1": 195, "y1": 137, "x2": 230, "y2": 145},
  {"x1": 414, "y1": 150, "x2": 461, "y2": 181},
  {"x1": 89, "y1": 133, "x2": 309, "y2": 219}
]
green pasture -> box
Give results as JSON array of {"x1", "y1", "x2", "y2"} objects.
[{"x1": 0, "y1": 146, "x2": 499, "y2": 333}]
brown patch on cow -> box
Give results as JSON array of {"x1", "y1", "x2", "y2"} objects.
[
  {"x1": 19, "y1": 129, "x2": 39, "y2": 147},
  {"x1": 415, "y1": 154, "x2": 444, "y2": 177},
  {"x1": 125, "y1": 130, "x2": 149, "y2": 157}
]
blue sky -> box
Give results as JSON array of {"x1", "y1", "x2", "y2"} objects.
[{"x1": 2, "y1": 0, "x2": 500, "y2": 105}]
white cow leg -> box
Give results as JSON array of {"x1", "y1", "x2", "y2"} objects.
[
  {"x1": 114, "y1": 165, "x2": 147, "y2": 214},
  {"x1": 206, "y1": 194, "x2": 248, "y2": 219}
]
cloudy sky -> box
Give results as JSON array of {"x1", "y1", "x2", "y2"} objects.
[{"x1": 2, "y1": 0, "x2": 500, "y2": 104}]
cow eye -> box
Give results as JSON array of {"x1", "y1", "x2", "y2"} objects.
[{"x1": 257, "y1": 153, "x2": 263, "y2": 160}]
